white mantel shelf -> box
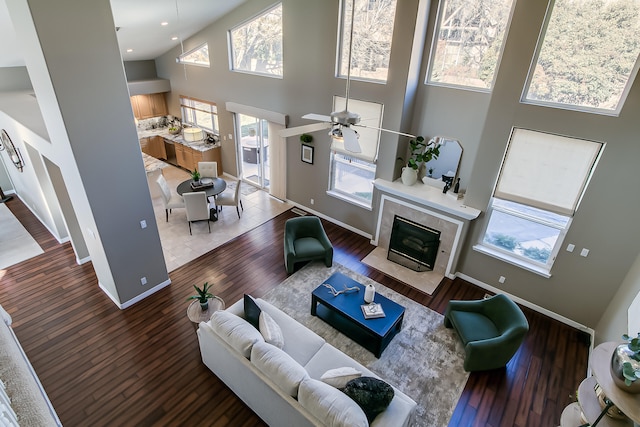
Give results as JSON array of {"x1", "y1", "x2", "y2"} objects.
[{"x1": 374, "y1": 179, "x2": 481, "y2": 221}]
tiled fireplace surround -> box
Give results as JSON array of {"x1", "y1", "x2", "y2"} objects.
[{"x1": 369, "y1": 179, "x2": 481, "y2": 293}]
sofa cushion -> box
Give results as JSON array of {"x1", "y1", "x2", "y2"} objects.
[
  {"x1": 244, "y1": 294, "x2": 261, "y2": 329},
  {"x1": 343, "y1": 377, "x2": 395, "y2": 422},
  {"x1": 298, "y1": 378, "x2": 368, "y2": 427},
  {"x1": 251, "y1": 342, "x2": 309, "y2": 398},
  {"x1": 320, "y1": 367, "x2": 362, "y2": 389},
  {"x1": 210, "y1": 310, "x2": 264, "y2": 359},
  {"x1": 259, "y1": 311, "x2": 284, "y2": 349}
]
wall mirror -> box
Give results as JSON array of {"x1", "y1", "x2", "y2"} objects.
[{"x1": 424, "y1": 136, "x2": 462, "y2": 182}]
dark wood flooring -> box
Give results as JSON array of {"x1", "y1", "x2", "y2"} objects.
[{"x1": 0, "y1": 196, "x2": 590, "y2": 426}]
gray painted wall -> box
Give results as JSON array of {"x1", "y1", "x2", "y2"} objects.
[{"x1": 0, "y1": 66, "x2": 32, "y2": 91}]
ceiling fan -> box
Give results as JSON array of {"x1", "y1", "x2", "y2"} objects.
[{"x1": 279, "y1": 0, "x2": 415, "y2": 153}]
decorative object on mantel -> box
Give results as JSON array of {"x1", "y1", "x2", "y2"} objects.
[
  {"x1": 0, "y1": 129, "x2": 25, "y2": 172},
  {"x1": 186, "y1": 282, "x2": 216, "y2": 311},
  {"x1": 610, "y1": 332, "x2": 640, "y2": 393},
  {"x1": 398, "y1": 136, "x2": 440, "y2": 186},
  {"x1": 453, "y1": 178, "x2": 460, "y2": 193}
]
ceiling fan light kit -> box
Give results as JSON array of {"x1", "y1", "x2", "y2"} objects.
[{"x1": 1, "y1": 129, "x2": 25, "y2": 172}]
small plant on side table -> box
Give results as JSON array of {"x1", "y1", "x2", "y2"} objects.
[{"x1": 187, "y1": 282, "x2": 214, "y2": 311}]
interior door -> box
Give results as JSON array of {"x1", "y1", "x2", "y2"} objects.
[{"x1": 237, "y1": 114, "x2": 270, "y2": 190}]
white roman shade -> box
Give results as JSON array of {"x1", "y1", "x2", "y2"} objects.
[
  {"x1": 494, "y1": 128, "x2": 603, "y2": 216},
  {"x1": 330, "y1": 96, "x2": 383, "y2": 163}
]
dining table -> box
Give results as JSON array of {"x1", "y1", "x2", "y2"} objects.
[{"x1": 176, "y1": 177, "x2": 226, "y2": 221}]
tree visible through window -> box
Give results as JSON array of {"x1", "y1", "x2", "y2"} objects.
[
  {"x1": 338, "y1": 0, "x2": 398, "y2": 83},
  {"x1": 524, "y1": 0, "x2": 640, "y2": 113},
  {"x1": 427, "y1": 0, "x2": 515, "y2": 90},
  {"x1": 229, "y1": 3, "x2": 283, "y2": 77},
  {"x1": 177, "y1": 43, "x2": 210, "y2": 67}
]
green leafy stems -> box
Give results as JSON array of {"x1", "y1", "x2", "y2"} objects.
[
  {"x1": 621, "y1": 332, "x2": 640, "y2": 386},
  {"x1": 398, "y1": 136, "x2": 441, "y2": 170},
  {"x1": 186, "y1": 282, "x2": 214, "y2": 304},
  {"x1": 191, "y1": 169, "x2": 201, "y2": 181}
]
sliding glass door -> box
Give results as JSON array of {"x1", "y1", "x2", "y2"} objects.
[{"x1": 236, "y1": 114, "x2": 270, "y2": 190}]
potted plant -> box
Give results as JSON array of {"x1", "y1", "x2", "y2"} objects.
[
  {"x1": 398, "y1": 136, "x2": 440, "y2": 185},
  {"x1": 610, "y1": 332, "x2": 640, "y2": 393},
  {"x1": 300, "y1": 133, "x2": 313, "y2": 143},
  {"x1": 191, "y1": 169, "x2": 201, "y2": 185},
  {"x1": 187, "y1": 282, "x2": 214, "y2": 311}
]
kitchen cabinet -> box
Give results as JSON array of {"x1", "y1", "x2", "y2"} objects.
[
  {"x1": 148, "y1": 135, "x2": 166, "y2": 160},
  {"x1": 131, "y1": 93, "x2": 168, "y2": 119},
  {"x1": 174, "y1": 143, "x2": 221, "y2": 173},
  {"x1": 139, "y1": 137, "x2": 151, "y2": 155}
]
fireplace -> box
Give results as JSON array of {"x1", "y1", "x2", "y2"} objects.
[{"x1": 387, "y1": 215, "x2": 441, "y2": 272}]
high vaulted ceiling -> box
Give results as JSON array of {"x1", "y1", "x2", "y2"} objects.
[{"x1": 0, "y1": 0, "x2": 246, "y2": 68}]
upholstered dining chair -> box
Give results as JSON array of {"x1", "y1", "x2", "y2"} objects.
[
  {"x1": 216, "y1": 180, "x2": 243, "y2": 218},
  {"x1": 444, "y1": 294, "x2": 529, "y2": 372},
  {"x1": 283, "y1": 216, "x2": 333, "y2": 274},
  {"x1": 183, "y1": 191, "x2": 211, "y2": 235},
  {"x1": 155, "y1": 174, "x2": 185, "y2": 222},
  {"x1": 198, "y1": 161, "x2": 218, "y2": 179}
]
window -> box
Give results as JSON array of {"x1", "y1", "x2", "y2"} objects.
[
  {"x1": 338, "y1": 0, "x2": 398, "y2": 83},
  {"x1": 477, "y1": 128, "x2": 603, "y2": 276},
  {"x1": 328, "y1": 97, "x2": 383, "y2": 208},
  {"x1": 524, "y1": 0, "x2": 640, "y2": 114},
  {"x1": 176, "y1": 43, "x2": 210, "y2": 67},
  {"x1": 427, "y1": 0, "x2": 515, "y2": 90},
  {"x1": 229, "y1": 3, "x2": 283, "y2": 77},
  {"x1": 180, "y1": 96, "x2": 219, "y2": 134}
]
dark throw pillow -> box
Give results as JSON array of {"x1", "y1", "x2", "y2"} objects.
[
  {"x1": 244, "y1": 294, "x2": 262, "y2": 330},
  {"x1": 342, "y1": 377, "x2": 394, "y2": 422}
]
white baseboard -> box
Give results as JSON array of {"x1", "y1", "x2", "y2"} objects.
[
  {"x1": 456, "y1": 272, "x2": 595, "y2": 344},
  {"x1": 99, "y1": 278, "x2": 172, "y2": 310},
  {"x1": 287, "y1": 201, "x2": 372, "y2": 240}
]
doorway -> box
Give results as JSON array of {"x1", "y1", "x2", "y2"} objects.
[{"x1": 236, "y1": 114, "x2": 270, "y2": 190}]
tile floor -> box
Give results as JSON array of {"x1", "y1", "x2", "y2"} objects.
[{"x1": 147, "y1": 163, "x2": 292, "y2": 272}]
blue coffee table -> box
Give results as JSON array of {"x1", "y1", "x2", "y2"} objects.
[{"x1": 311, "y1": 272, "x2": 405, "y2": 358}]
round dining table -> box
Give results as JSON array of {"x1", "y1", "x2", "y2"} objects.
[{"x1": 176, "y1": 177, "x2": 226, "y2": 221}]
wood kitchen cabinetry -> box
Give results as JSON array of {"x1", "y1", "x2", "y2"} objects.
[
  {"x1": 131, "y1": 93, "x2": 168, "y2": 119},
  {"x1": 140, "y1": 136, "x2": 166, "y2": 160},
  {"x1": 174, "y1": 143, "x2": 221, "y2": 173}
]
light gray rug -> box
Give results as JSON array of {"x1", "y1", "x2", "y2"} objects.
[
  {"x1": 0, "y1": 204, "x2": 43, "y2": 270},
  {"x1": 262, "y1": 261, "x2": 469, "y2": 427}
]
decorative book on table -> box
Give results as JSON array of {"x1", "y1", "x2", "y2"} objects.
[
  {"x1": 361, "y1": 303, "x2": 386, "y2": 319},
  {"x1": 190, "y1": 181, "x2": 214, "y2": 190}
]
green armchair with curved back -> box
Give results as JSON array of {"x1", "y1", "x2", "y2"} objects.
[
  {"x1": 284, "y1": 216, "x2": 333, "y2": 274},
  {"x1": 444, "y1": 294, "x2": 529, "y2": 372}
]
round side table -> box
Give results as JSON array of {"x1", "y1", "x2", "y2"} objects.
[{"x1": 187, "y1": 296, "x2": 225, "y2": 330}]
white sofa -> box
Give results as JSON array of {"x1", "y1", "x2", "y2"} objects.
[
  {"x1": 0, "y1": 305, "x2": 61, "y2": 426},
  {"x1": 197, "y1": 298, "x2": 417, "y2": 427}
]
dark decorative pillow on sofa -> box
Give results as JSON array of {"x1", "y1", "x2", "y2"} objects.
[
  {"x1": 244, "y1": 294, "x2": 261, "y2": 330},
  {"x1": 342, "y1": 377, "x2": 394, "y2": 422}
]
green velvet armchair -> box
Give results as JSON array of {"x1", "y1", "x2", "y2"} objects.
[
  {"x1": 444, "y1": 294, "x2": 529, "y2": 372},
  {"x1": 284, "y1": 216, "x2": 333, "y2": 274}
]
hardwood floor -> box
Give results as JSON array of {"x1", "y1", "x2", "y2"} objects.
[{"x1": 0, "y1": 197, "x2": 590, "y2": 427}]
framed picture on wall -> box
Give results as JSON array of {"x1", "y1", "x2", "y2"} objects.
[{"x1": 301, "y1": 144, "x2": 314, "y2": 164}]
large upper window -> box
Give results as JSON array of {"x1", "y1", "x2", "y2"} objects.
[
  {"x1": 180, "y1": 96, "x2": 219, "y2": 134},
  {"x1": 427, "y1": 0, "x2": 515, "y2": 90},
  {"x1": 338, "y1": 0, "x2": 398, "y2": 83},
  {"x1": 328, "y1": 97, "x2": 383, "y2": 208},
  {"x1": 524, "y1": 0, "x2": 640, "y2": 114},
  {"x1": 177, "y1": 43, "x2": 210, "y2": 67},
  {"x1": 476, "y1": 128, "x2": 603, "y2": 276},
  {"x1": 229, "y1": 3, "x2": 283, "y2": 77}
]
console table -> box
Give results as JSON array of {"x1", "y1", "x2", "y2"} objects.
[{"x1": 559, "y1": 342, "x2": 640, "y2": 427}]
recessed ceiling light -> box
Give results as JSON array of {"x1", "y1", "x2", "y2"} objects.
[
  {"x1": 161, "y1": 21, "x2": 169, "y2": 26},
  {"x1": 171, "y1": 36, "x2": 178, "y2": 41},
  {"x1": 126, "y1": 49, "x2": 133, "y2": 53}
]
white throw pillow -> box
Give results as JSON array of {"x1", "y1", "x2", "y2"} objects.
[
  {"x1": 298, "y1": 378, "x2": 368, "y2": 427},
  {"x1": 259, "y1": 311, "x2": 284, "y2": 349},
  {"x1": 251, "y1": 342, "x2": 309, "y2": 398},
  {"x1": 210, "y1": 310, "x2": 264, "y2": 359},
  {"x1": 320, "y1": 367, "x2": 362, "y2": 389}
]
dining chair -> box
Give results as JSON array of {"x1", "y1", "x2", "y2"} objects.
[
  {"x1": 155, "y1": 174, "x2": 185, "y2": 222},
  {"x1": 198, "y1": 161, "x2": 218, "y2": 178},
  {"x1": 216, "y1": 180, "x2": 244, "y2": 218},
  {"x1": 183, "y1": 191, "x2": 211, "y2": 235}
]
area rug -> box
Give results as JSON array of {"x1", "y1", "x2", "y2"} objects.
[
  {"x1": 361, "y1": 247, "x2": 444, "y2": 295},
  {"x1": 262, "y1": 261, "x2": 469, "y2": 427},
  {"x1": 225, "y1": 180, "x2": 258, "y2": 197},
  {"x1": 0, "y1": 204, "x2": 43, "y2": 270}
]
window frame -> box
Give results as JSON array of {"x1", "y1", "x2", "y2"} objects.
[
  {"x1": 521, "y1": 0, "x2": 640, "y2": 115},
  {"x1": 179, "y1": 96, "x2": 219, "y2": 135},
  {"x1": 425, "y1": 0, "x2": 516, "y2": 92},
  {"x1": 327, "y1": 153, "x2": 377, "y2": 210},
  {"x1": 228, "y1": 3, "x2": 284, "y2": 79},
  {"x1": 176, "y1": 42, "x2": 210, "y2": 68}
]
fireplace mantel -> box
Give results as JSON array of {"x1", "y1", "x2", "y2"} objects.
[{"x1": 373, "y1": 179, "x2": 481, "y2": 221}]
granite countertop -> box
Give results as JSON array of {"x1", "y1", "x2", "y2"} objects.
[{"x1": 137, "y1": 127, "x2": 219, "y2": 152}]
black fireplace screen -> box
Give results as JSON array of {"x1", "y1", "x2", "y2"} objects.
[{"x1": 387, "y1": 216, "x2": 441, "y2": 272}]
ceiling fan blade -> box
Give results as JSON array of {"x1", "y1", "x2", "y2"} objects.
[
  {"x1": 354, "y1": 123, "x2": 416, "y2": 139},
  {"x1": 279, "y1": 122, "x2": 332, "y2": 138},
  {"x1": 342, "y1": 127, "x2": 361, "y2": 153},
  {"x1": 302, "y1": 113, "x2": 332, "y2": 122}
]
